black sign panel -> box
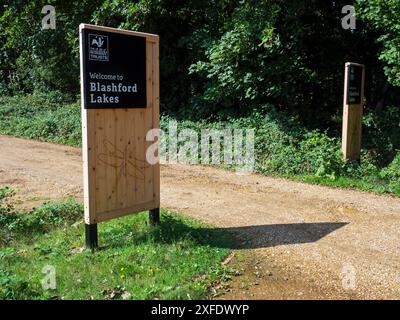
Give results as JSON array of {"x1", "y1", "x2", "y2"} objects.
[
  {"x1": 346, "y1": 64, "x2": 363, "y2": 105},
  {"x1": 81, "y1": 28, "x2": 147, "y2": 108}
]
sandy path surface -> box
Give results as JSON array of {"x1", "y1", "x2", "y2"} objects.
[{"x1": 1, "y1": 135, "x2": 399, "y2": 299}]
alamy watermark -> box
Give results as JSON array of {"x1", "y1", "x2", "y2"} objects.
[
  {"x1": 146, "y1": 120, "x2": 255, "y2": 173},
  {"x1": 41, "y1": 265, "x2": 56, "y2": 290},
  {"x1": 341, "y1": 262, "x2": 356, "y2": 290},
  {"x1": 41, "y1": 5, "x2": 56, "y2": 30},
  {"x1": 39, "y1": 5, "x2": 355, "y2": 31},
  {"x1": 341, "y1": 5, "x2": 356, "y2": 30}
]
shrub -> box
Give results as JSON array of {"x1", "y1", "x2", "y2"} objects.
[
  {"x1": 0, "y1": 187, "x2": 83, "y2": 245},
  {"x1": 0, "y1": 94, "x2": 81, "y2": 146},
  {"x1": 299, "y1": 131, "x2": 345, "y2": 179},
  {"x1": 0, "y1": 269, "x2": 36, "y2": 300}
]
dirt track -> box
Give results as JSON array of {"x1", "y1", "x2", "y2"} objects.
[{"x1": 1, "y1": 135, "x2": 400, "y2": 299}]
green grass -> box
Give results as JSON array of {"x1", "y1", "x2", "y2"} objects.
[
  {"x1": 294, "y1": 174, "x2": 399, "y2": 195},
  {"x1": 0, "y1": 188, "x2": 235, "y2": 300}
]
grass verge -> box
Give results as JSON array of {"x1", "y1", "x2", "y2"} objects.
[{"x1": 0, "y1": 187, "x2": 235, "y2": 300}]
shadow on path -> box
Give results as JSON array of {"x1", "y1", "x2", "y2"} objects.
[
  {"x1": 220, "y1": 222, "x2": 348, "y2": 249},
  {"x1": 111, "y1": 214, "x2": 348, "y2": 250}
]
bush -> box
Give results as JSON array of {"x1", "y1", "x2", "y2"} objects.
[
  {"x1": 382, "y1": 154, "x2": 400, "y2": 181},
  {"x1": 0, "y1": 269, "x2": 36, "y2": 300},
  {"x1": 379, "y1": 153, "x2": 400, "y2": 193},
  {"x1": 363, "y1": 105, "x2": 400, "y2": 165},
  {"x1": 0, "y1": 187, "x2": 83, "y2": 245},
  {"x1": 357, "y1": 0, "x2": 400, "y2": 87},
  {"x1": 299, "y1": 131, "x2": 345, "y2": 179},
  {"x1": 0, "y1": 94, "x2": 81, "y2": 146},
  {"x1": 160, "y1": 105, "x2": 400, "y2": 196}
]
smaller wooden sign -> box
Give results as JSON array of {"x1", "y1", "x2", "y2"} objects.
[{"x1": 342, "y1": 62, "x2": 365, "y2": 161}]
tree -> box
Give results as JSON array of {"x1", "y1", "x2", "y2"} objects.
[
  {"x1": 188, "y1": 0, "x2": 382, "y2": 124},
  {"x1": 0, "y1": 0, "x2": 397, "y2": 122},
  {"x1": 357, "y1": 0, "x2": 400, "y2": 87},
  {"x1": 0, "y1": 0, "x2": 100, "y2": 97}
]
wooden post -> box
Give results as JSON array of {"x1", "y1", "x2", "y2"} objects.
[
  {"x1": 85, "y1": 224, "x2": 98, "y2": 249},
  {"x1": 342, "y1": 62, "x2": 365, "y2": 162},
  {"x1": 149, "y1": 208, "x2": 160, "y2": 226}
]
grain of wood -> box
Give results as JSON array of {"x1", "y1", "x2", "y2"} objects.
[{"x1": 80, "y1": 25, "x2": 160, "y2": 223}]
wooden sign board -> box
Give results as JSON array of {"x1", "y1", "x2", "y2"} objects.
[
  {"x1": 80, "y1": 24, "x2": 160, "y2": 239},
  {"x1": 342, "y1": 62, "x2": 365, "y2": 161}
]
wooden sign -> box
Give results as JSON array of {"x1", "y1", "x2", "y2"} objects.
[
  {"x1": 342, "y1": 62, "x2": 365, "y2": 162},
  {"x1": 80, "y1": 24, "x2": 160, "y2": 248},
  {"x1": 81, "y1": 28, "x2": 147, "y2": 108}
]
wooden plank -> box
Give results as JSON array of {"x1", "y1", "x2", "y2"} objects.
[
  {"x1": 125, "y1": 109, "x2": 137, "y2": 207},
  {"x1": 80, "y1": 23, "x2": 159, "y2": 42},
  {"x1": 96, "y1": 201, "x2": 158, "y2": 223},
  {"x1": 144, "y1": 40, "x2": 154, "y2": 203},
  {"x1": 94, "y1": 109, "x2": 107, "y2": 215},
  {"x1": 116, "y1": 109, "x2": 127, "y2": 210},
  {"x1": 134, "y1": 109, "x2": 146, "y2": 204},
  {"x1": 342, "y1": 105, "x2": 363, "y2": 159},
  {"x1": 81, "y1": 26, "x2": 97, "y2": 224},
  {"x1": 152, "y1": 39, "x2": 160, "y2": 208}
]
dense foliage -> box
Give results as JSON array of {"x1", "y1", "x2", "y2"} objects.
[
  {"x1": 0, "y1": 1, "x2": 399, "y2": 120},
  {"x1": 0, "y1": 1, "x2": 399, "y2": 194},
  {"x1": 357, "y1": 0, "x2": 400, "y2": 87}
]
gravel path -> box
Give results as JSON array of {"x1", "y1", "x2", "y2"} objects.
[{"x1": 1, "y1": 135, "x2": 399, "y2": 299}]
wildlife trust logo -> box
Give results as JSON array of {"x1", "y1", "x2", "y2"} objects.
[{"x1": 88, "y1": 34, "x2": 109, "y2": 61}]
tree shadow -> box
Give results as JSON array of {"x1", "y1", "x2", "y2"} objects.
[
  {"x1": 217, "y1": 222, "x2": 348, "y2": 249},
  {"x1": 111, "y1": 214, "x2": 348, "y2": 250}
]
